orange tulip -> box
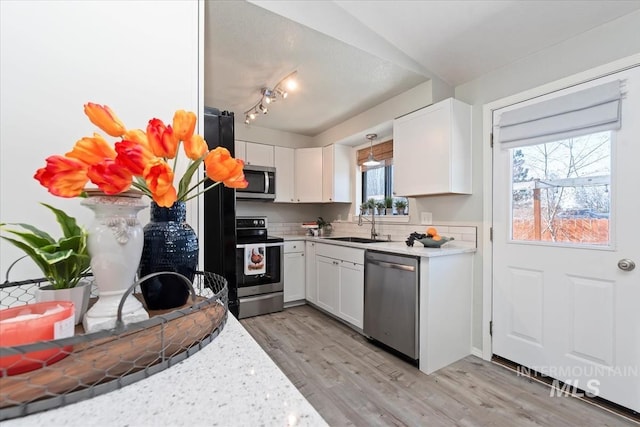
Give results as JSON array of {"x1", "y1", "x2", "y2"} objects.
[
  {"x1": 172, "y1": 110, "x2": 197, "y2": 142},
  {"x1": 84, "y1": 103, "x2": 126, "y2": 137},
  {"x1": 184, "y1": 134, "x2": 208, "y2": 160},
  {"x1": 147, "y1": 118, "x2": 178, "y2": 159},
  {"x1": 144, "y1": 159, "x2": 177, "y2": 207},
  {"x1": 87, "y1": 159, "x2": 133, "y2": 195},
  {"x1": 123, "y1": 129, "x2": 151, "y2": 150},
  {"x1": 115, "y1": 139, "x2": 155, "y2": 176},
  {"x1": 204, "y1": 147, "x2": 243, "y2": 182},
  {"x1": 223, "y1": 168, "x2": 248, "y2": 189},
  {"x1": 34, "y1": 155, "x2": 88, "y2": 197},
  {"x1": 66, "y1": 133, "x2": 116, "y2": 165}
]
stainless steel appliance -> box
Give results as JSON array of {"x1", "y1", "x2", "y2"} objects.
[
  {"x1": 235, "y1": 165, "x2": 276, "y2": 201},
  {"x1": 364, "y1": 250, "x2": 420, "y2": 360},
  {"x1": 203, "y1": 107, "x2": 239, "y2": 317},
  {"x1": 235, "y1": 216, "x2": 284, "y2": 318}
]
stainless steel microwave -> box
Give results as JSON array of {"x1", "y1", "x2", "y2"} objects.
[{"x1": 236, "y1": 165, "x2": 276, "y2": 201}]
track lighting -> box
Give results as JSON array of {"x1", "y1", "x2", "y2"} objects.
[
  {"x1": 243, "y1": 71, "x2": 298, "y2": 125},
  {"x1": 363, "y1": 133, "x2": 381, "y2": 167}
]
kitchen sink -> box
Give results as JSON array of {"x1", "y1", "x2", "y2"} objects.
[{"x1": 325, "y1": 236, "x2": 387, "y2": 244}]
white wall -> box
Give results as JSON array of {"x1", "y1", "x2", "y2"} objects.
[
  {"x1": 454, "y1": 10, "x2": 640, "y2": 351},
  {"x1": 0, "y1": 1, "x2": 200, "y2": 281}
]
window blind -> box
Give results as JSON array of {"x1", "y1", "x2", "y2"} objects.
[
  {"x1": 357, "y1": 140, "x2": 393, "y2": 167},
  {"x1": 496, "y1": 80, "x2": 622, "y2": 148}
]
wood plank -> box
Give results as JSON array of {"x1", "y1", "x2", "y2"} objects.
[{"x1": 241, "y1": 305, "x2": 636, "y2": 426}]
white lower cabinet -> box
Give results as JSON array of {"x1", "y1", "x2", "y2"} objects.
[
  {"x1": 314, "y1": 243, "x2": 364, "y2": 328},
  {"x1": 315, "y1": 255, "x2": 339, "y2": 314},
  {"x1": 305, "y1": 241, "x2": 317, "y2": 303},
  {"x1": 337, "y1": 261, "x2": 364, "y2": 328},
  {"x1": 283, "y1": 241, "x2": 305, "y2": 304}
]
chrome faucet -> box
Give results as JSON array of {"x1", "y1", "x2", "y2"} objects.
[{"x1": 358, "y1": 210, "x2": 378, "y2": 240}]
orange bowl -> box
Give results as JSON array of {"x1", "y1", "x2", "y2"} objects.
[{"x1": 0, "y1": 301, "x2": 75, "y2": 376}]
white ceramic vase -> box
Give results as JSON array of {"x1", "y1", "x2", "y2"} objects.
[
  {"x1": 35, "y1": 278, "x2": 92, "y2": 325},
  {"x1": 81, "y1": 190, "x2": 149, "y2": 333}
]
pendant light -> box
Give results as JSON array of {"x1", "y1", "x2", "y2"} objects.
[{"x1": 362, "y1": 133, "x2": 381, "y2": 167}]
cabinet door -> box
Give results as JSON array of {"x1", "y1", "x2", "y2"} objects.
[
  {"x1": 294, "y1": 147, "x2": 323, "y2": 202},
  {"x1": 338, "y1": 261, "x2": 364, "y2": 328},
  {"x1": 274, "y1": 146, "x2": 295, "y2": 203},
  {"x1": 315, "y1": 255, "x2": 339, "y2": 315},
  {"x1": 305, "y1": 242, "x2": 317, "y2": 303},
  {"x1": 234, "y1": 140, "x2": 246, "y2": 162},
  {"x1": 245, "y1": 142, "x2": 274, "y2": 167},
  {"x1": 393, "y1": 98, "x2": 471, "y2": 196},
  {"x1": 322, "y1": 144, "x2": 352, "y2": 203},
  {"x1": 284, "y1": 252, "x2": 305, "y2": 303}
]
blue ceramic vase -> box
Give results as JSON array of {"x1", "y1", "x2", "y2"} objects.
[{"x1": 138, "y1": 201, "x2": 198, "y2": 310}]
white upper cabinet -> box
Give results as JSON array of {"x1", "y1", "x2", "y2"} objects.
[
  {"x1": 294, "y1": 147, "x2": 323, "y2": 202},
  {"x1": 274, "y1": 146, "x2": 295, "y2": 203},
  {"x1": 322, "y1": 144, "x2": 352, "y2": 203},
  {"x1": 393, "y1": 98, "x2": 472, "y2": 196},
  {"x1": 235, "y1": 140, "x2": 274, "y2": 167}
]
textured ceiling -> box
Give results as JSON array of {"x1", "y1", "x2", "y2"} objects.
[{"x1": 205, "y1": 1, "x2": 640, "y2": 138}]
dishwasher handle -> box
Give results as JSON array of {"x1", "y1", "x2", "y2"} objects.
[{"x1": 367, "y1": 259, "x2": 416, "y2": 272}]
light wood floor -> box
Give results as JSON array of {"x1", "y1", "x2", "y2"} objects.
[{"x1": 241, "y1": 305, "x2": 637, "y2": 427}]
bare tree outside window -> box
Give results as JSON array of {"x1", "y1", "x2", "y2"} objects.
[{"x1": 511, "y1": 131, "x2": 611, "y2": 245}]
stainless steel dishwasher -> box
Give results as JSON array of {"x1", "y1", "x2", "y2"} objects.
[{"x1": 364, "y1": 250, "x2": 419, "y2": 360}]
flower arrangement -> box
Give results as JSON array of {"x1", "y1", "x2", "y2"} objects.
[{"x1": 35, "y1": 103, "x2": 247, "y2": 207}]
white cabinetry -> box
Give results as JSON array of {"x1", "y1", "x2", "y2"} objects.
[
  {"x1": 315, "y1": 255, "x2": 339, "y2": 314},
  {"x1": 314, "y1": 243, "x2": 364, "y2": 328},
  {"x1": 305, "y1": 241, "x2": 317, "y2": 303},
  {"x1": 274, "y1": 146, "x2": 295, "y2": 203},
  {"x1": 235, "y1": 140, "x2": 274, "y2": 167},
  {"x1": 283, "y1": 241, "x2": 305, "y2": 305},
  {"x1": 393, "y1": 98, "x2": 472, "y2": 196},
  {"x1": 337, "y1": 260, "x2": 364, "y2": 328},
  {"x1": 322, "y1": 144, "x2": 352, "y2": 203},
  {"x1": 294, "y1": 147, "x2": 323, "y2": 202},
  {"x1": 419, "y1": 252, "x2": 473, "y2": 375}
]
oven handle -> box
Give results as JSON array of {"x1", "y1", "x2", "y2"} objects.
[{"x1": 236, "y1": 242, "x2": 284, "y2": 249}]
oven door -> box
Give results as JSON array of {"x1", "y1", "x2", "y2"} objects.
[{"x1": 236, "y1": 242, "x2": 283, "y2": 297}]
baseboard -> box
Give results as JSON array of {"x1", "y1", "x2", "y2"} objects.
[{"x1": 470, "y1": 347, "x2": 483, "y2": 358}]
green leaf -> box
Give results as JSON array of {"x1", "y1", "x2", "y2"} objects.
[
  {"x1": 0, "y1": 227, "x2": 54, "y2": 248},
  {"x1": 0, "y1": 235, "x2": 52, "y2": 277},
  {"x1": 177, "y1": 158, "x2": 204, "y2": 200},
  {"x1": 41, "y1": 203, "x2": 83, "y2": 239}
]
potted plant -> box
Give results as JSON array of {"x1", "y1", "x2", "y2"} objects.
[
  {"x1": 316, "y1": 217, "x2": 332, "y2": 236},
  {"x1": 366, "y1": 198, "x2": 377, "y2": 215},
  {"x1": 375, "y1": 200, "x2": 386, "y2": 216},
  {"x1": 384, "y1": 197, "x2": 394, "y2": 216},
  {"x1": 1, "y1": 203, "x2": 92, "y2": 324},
  {"x1": 394, "y1": 199, "x2": 408, "y2": 215}
]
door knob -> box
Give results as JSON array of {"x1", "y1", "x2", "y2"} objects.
[{"x1": 617, "y1": 259, "x2": 636, "y2": 271}]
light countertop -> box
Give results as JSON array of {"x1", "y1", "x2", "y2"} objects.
[
  {"x1": 279, "y1": 235, "x2": 476, "y2": 258},
  {"x1": 3, "y1": 315, "x2": 328, "y2": 427}
]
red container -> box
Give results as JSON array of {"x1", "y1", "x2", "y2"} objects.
[{"x1": 0, "y1": 301, "x2": 75, "y2": 376}]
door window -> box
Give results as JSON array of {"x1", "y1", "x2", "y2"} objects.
[{"x1": 510, "y1": 131, "x2": 611, "y2": 246}]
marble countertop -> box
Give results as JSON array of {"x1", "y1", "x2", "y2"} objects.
[
  {"x1": 279, "y1": 235, "x2": 476, "y2": 258},
  {"x1": 3, "y1": 315, "x2": 328, "y2": 427}
]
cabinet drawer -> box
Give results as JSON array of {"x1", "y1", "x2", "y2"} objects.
[
  {"x1": 284, "y1": 241, "x2": 305, "y2": 254},
  {"x1": 316, "y1": 243, "x2": 364, "y2": 265}
]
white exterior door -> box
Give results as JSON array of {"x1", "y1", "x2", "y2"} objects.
[{"x1": 492, "y1": 67, "x2": 640, "y2": 412}]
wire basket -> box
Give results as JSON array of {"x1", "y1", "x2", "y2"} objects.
[{"x1": 0, "y1": 271, "x2": 228, "y2": 421}]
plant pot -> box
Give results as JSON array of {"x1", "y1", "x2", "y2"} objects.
[
  {"x1": 385, "y1": 208, "x2": 393, "y2": 216},
  {"x1": 35, "y1": 278, "x2": 92, "y2": 325}
]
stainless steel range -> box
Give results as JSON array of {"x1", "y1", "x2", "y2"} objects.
[{"x1": 235, "y1": 216, "x2": 284, "y2": 319}]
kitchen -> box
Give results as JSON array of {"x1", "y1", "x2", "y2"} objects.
[{"x1": 1, "y1": 0, "x2": 639, "y2": 425}]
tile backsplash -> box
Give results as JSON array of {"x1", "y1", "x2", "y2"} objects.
[{"x1": 269, "y1": 221, "x2": 477, "y2": 247}]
